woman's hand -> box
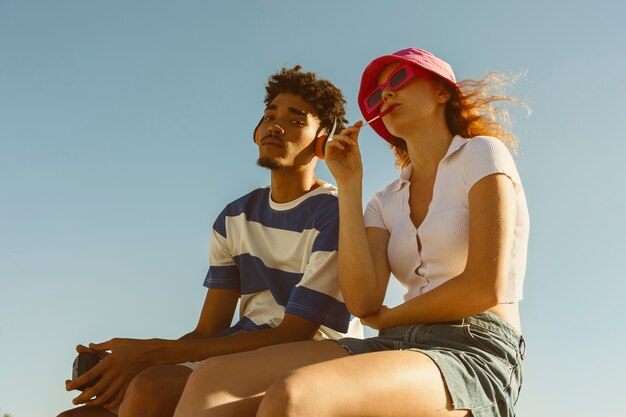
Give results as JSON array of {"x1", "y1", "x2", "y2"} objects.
[
  {"x1": 360, "y1": 305, "x2": 391, "y2": 330},
  {"x1": 324, "y1": 121, "x2": 364, "y2": 185}
]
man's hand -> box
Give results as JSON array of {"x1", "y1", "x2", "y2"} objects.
[
  {"x1": 360, "y1": 305, "x2": 391, "y2": 330},
  {"x1": 65, "y1": 338, "x2": 155, "y2": 409}
]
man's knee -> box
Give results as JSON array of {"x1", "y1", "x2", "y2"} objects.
[
  {"x1": 57, "y1": 406, "x2": 113, "y2": 417},
  {"x1": 124, "y1": 368, "x2": 162, "y2": 401},
  {"x1": 120, "y1": 365, "x2": 191, "y2": 415}
]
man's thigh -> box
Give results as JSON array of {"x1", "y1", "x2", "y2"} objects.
[{"x1": 118, "y1": 364, "x2": 193, "y2": 415}]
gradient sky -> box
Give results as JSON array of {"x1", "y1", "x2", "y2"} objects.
[{"x1": 1, "y1": 1, "x2": 625, "y2": 416}]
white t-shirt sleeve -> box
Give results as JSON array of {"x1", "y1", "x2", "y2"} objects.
[
  {"x1": 462, "y1": 136, "x2": 522, "y2": 193},
  {"x1": 204, "y1": 212, "x2": 240, "y2": 289},
  {"x1": 364, "y1": 191, "x2": 387, "y2": 230}
]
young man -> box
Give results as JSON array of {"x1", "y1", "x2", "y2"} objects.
[{"x1": 59, "y1": 66, "x2": 362, "y2": 417}]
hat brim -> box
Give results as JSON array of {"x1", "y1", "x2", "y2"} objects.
[{"x1": 358, "y1": 54, "x2": 457, "y2": 146}]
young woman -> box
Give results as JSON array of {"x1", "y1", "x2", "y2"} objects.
[{"x1": 173, "y1": 47, "x2": 529, "y2": 417}]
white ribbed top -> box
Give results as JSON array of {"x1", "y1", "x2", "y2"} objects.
[{"x1": 364, "y1": 135, "x2": 529, "y2": 302}]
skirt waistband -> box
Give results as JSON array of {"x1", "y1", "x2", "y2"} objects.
[{"x1": 448, "y1": 312, "x2": 526, "y2": 358}]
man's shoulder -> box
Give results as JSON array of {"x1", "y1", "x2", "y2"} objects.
[
  {"x1": 296, "y1": 183, "x2": 339, "y2": 220},
  {"x1": 214, "y1": 184, "x2": 338, "y2": 232},
  {"x1": 220, "y1": 187, "x2": 270, "y2": 216}
]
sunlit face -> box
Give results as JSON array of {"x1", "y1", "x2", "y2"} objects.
[
  {"x1": 376, "y1": 62, "x2": 449, "y2": 137},
  {"x1": 256, "y1": 93, "x2": 322, "y2": 170}
]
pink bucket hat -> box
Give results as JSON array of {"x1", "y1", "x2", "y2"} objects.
[{"x1": 358, "y1": 48, "x2": 457, "y2": 146}]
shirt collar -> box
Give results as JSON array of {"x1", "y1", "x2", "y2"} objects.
[
  {"x1": 442, "y1": 135, "x2": 469, "y2": 162},
  {"x1": 391, "y1": 135, "x2": 468, "y2": 193},
  {"x1": 392, "y1": 163, "x2": 413, "y2": 192}
]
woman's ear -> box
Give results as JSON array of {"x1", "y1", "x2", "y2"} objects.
[{"x1": 437, "y1": 82, "x2": 453, "y2": 104}]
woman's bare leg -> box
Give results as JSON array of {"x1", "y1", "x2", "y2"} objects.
[
  {"x1": 173, "y1": 340, "x2": 348, "y2": 417},
  {"x1": 258, "y1": 350, "x2": 470, "y2": 417}
]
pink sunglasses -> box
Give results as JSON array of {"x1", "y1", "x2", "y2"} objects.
[{"x1": 363, "y1": 63, "x2": 435, "y2": 114}]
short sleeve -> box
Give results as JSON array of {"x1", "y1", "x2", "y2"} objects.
[
  {"x1": 364, "y1": 191, "x2": 387, "y2": 230},
  {"x1": 462, "y1": 136, "x2": 522, "y2": 193},
  {"x1": 203, "y1": 213, "x2": 240, "y2": 290},
  {"x1": 284, "y1": 213, "x2": 351, "y2": 333}
]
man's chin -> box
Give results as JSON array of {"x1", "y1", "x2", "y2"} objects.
[{"x1": 257, "y1": 157, "x2": 284, "y2": 170}]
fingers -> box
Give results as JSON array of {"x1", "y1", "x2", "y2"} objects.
[
  {"x1": 89, "y1": 339, "x2": 113, "y2": 351},
  {"x1": 325, "y1": 141, "x2": 347, "y2": 153},
  {"x1": 67, "y1": 358, "x2": 105, "y2": 391},
  {"x1": 71, "y1": 368, "x2": 113, "y2": 406},
  {"x1": 65, "y1": 378, "x2": 86, "y2": 394},
  {"x1": 339, "y1": 123, "x2": 363, "y2": 141},
  {"x1": 76, "y1": 340, "x2": 112, "y2": 356},
  {"x1": 87, "y1": 341, "x2": 113, "y2": 359},
  {"x1": 326, "y1": 135, "x2": 356, "y2": 151},
  {"x1": 72, "y1": 383, "x2": 98, "y2": 405},
  {"x1": 325, "y1": 139, "x2": 359, "y2": 161},
  {"x1": 83, "y1": 370, "x2": 132, "y2": 409},
  {"x1": 90, "y1": 379, "x2": 128, "y2": 409},
  {"x1": 359, "y1": 310, "x2": 382, "y2": 330},
  {"x1": 76, "y1": 344, "x2": 97, "y2": 354},
  {"x1": 83, "y1": 377, "x2": 123, "y2": 408}
]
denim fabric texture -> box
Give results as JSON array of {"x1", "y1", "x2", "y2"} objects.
[{"x1": 335, "y1": 312, "x2": 525, "y2": 417}]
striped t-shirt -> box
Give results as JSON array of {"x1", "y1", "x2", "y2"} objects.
[{"x1": 205, "y1": 182, "x2": 362, "y2": 340}]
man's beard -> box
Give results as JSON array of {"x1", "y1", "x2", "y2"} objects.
[{"x1": 257, "y1": 157, "x2": 285, "y2": 170}]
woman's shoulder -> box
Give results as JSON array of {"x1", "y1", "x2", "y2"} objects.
[
  {"x1": 459, "y1": 135, "x2": 515, "y2": 160},
  {"x1": 456, "y1": 135, "x2": 522, "y2": 189},
  {"x1": 366, "y1": 173, "x2": 407, "y2": 212},
  {"x1": 375, "y1": 165, "x2": 411, "y2": 198}
]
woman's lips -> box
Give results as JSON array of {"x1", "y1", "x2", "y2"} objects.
[{"x1": 380, "y1": 103, "x2": 400, "y2": 116}]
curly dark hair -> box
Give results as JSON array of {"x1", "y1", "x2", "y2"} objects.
[{"x1": 264, "y1": 65, "x2": 348, "y2": 134}]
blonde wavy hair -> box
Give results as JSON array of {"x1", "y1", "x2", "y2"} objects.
[{"x1": 391, "y1": 72, "x2": 528, "y2": 169}]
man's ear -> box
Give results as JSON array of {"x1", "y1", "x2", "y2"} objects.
[
  {"x1": 313, "y1": 125, "x2": 330, "y2": 159},
  {"x1": 315, "y1": 125, "x2": 328, "y2": 138},
  {"x1": 252, "y1": 117, "x2": 264, "y2": 144}
]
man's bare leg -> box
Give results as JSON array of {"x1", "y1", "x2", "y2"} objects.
[
  {"x1": 57, "y1": 406, "x2": 116, "y2": 417},
  {"x1": 58, "y1": 364, "x2": 192, "y2": 417},
  {"x1": 118, "y1": 365, "x2": 192, "y2": 417}
]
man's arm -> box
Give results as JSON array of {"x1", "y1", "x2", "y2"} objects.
[
  {"x1": 143, "y1": 312, "x2": 320, "y2": 366},
  {"x1": 69, "y1": 316, "x2": 319, "y2": 408},
  {"x1": 180, "y1": 288, "x2": 240, "y2": 339}
]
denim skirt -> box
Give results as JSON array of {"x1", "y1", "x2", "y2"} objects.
[{"x1": 334, "y1": 312, "x2": 525, "y2": 417}]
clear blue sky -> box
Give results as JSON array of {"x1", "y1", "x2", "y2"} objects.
[{"x1": 1, "y1": 1, "x2": 625, "y2": 416}]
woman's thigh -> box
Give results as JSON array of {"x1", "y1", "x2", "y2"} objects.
[
  {"x1": 174, "y1": 340, "x2": 349, "y2": 417},
  {"x1": 259, "y1": 350, "x2": 470, "y2": 417}
]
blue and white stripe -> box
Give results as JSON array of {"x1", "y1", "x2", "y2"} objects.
[{"x1": 204, "y1": 184, "x2": 361, "y2": 339}]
